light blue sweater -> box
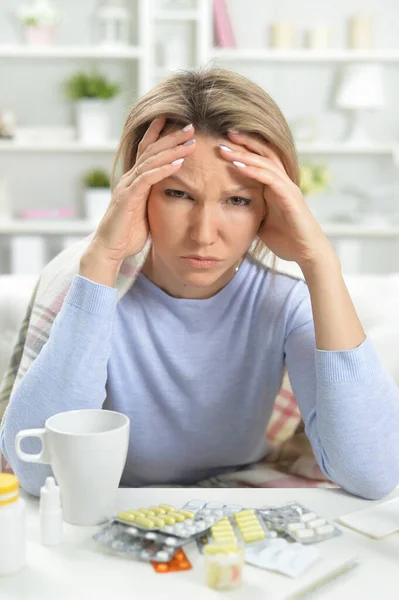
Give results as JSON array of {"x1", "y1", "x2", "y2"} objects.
[{"x1": 2, "y1": 255, "x2": 399, "y2": 499}]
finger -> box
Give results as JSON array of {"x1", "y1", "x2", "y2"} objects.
[
  {"x1": 119, "y1": 116, "x2": 167, "y2": 183},
  {"x1": 227, "y1": 131, "x2": 285, "y2": 172},
  {"x1": 136, "y1": 115, "x2": 167, "y2": 161},
  {"x1": 229, "y1": 162, "x2": 290, "y2": 199},
  {"x1": 123, "y1": 138, "x2": 196, "y2": 187},
  {"x1": 123, "y1": 159, "x2": 186, "y2": 208},
  {"x1": 138, "y1": 121, "x2": 195, "y2": 170},
  {"x1": 219, "y1": 144, "x2": 283, "y2": 180}
]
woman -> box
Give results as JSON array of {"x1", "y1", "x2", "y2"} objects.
[{"x1": 1, "y1": 67, "x2": 399, "y2": 499}]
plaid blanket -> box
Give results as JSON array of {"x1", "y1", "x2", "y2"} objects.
[{"x1": 0, "y1": 235, "x2": 336, "y2": 490}]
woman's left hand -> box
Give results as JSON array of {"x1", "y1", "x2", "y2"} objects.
[{"x1": 220, "y1": 131, "x2": 335, "y2": 269}]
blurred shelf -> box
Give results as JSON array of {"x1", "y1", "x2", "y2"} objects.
[
  {"x1": 297, "y1": 143, "x2": 395, "y2": 155},
  {"x1": 211, "y1": 48, "x2": 399, "y2": 63},
  {"x1": 322, "y1": 224, "x2": 399, "y2": 238},
  {"x1": 154, "y1": 10, "x2": 200, "y2": 21},
  {"x1": 0, "y1": 45, "x2": 143, "y2": 59},
  {"x1": 0, "y1": 140, "x2": 118, "y2": 152},
  {"x1": 0, "y1": 219, "x2": 94, "y2": 235}
]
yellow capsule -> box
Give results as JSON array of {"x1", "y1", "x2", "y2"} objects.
[
  {"x1": 242, "y1": 530, "x2": 265, "y2": 543},
  {"x1": 163, "y1": 515, "x2": 176, "y2": 525},
  {"x1": 212, "y1": 525, "x2": 234, "y2": 534},
  {"x1": 127, "y1": 509, "x2": 142, "y2": 518},
  {"x1": 167, "y1": 512, "x2": 186, "y2": 523},
  {"x1": 138, "y1": 509, "x2": 156, "y2": 517},
  {"x1": 203, "y1": 542, "x2": 238, "y2": 555},
  {"x1": 235, "y1": 509, "x2": 255, "y2": 517},
  {"x1": 178, "y1": 510, "x2": 195, "y2": 519},
  {"x1": 153, "y1": 517, "x2": 166, "y2": 527},
  {"x1": 159, "y1": 504, "x2": 175, "y2": 513},
  {"x1": 212, "y1": 533, "x2": 237, "y2": 543},
  {"x1": 149, "y1": 506, "x2": 167, "y2": 515},
  {"x1": 117, "y1": 511, "x2": 136, "y2": 523},
  {"x1": 135, "y1": 515, "x2": 155, "y2": 528}
]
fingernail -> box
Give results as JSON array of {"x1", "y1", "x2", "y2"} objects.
[
  {"x1": 182, "y1": 123, "x2": 193, "y2": 131},
  {"x1": 233, "y1": 161, "x2": 246, "y2": 168},
  {"x1": 219, "y1": 144, "x2": 232, "y2": 152},
  {"x1": 183, "y1": 139, "x2": 196, "y2": 146},
  {"x1": 171, "y1": 158, "x2": 184, "y2": 165}
]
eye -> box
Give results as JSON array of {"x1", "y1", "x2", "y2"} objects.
[
  {"x1": 164, "y1": 189, "x2": 191, "y2": 199},
  {"x1": 227, "y1": 197, "x2": 252, "y2": 207}
]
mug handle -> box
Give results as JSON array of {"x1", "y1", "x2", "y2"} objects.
[{"x1": 15, "y1": 428, "x2": 51, "y2": 464}]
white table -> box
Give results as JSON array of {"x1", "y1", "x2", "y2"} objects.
[{"x1": 1, "y1": 487, "x2": 398, "y2": 600}]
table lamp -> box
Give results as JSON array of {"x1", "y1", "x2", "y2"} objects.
[{"x1": 335, "y1": 63, "x2": 386, "y2": 145}]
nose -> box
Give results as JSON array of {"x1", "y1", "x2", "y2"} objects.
[{"x1": 189, "y1": 205, "x2": 219, "y2": 246}]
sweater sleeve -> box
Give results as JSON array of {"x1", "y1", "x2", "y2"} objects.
[
  {"x1": 283, "y1": 279, "x2": 399, "y2": 500},
  {"x1": 0, "y1": 274, "x2": 118, "y2": 497}
]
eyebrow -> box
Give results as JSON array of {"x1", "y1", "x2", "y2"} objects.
[{"x1": 165, "y1": 174, "x2": 260, "y2": 195}]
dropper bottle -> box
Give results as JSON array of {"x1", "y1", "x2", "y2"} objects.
[{"x1": 39, "y1": 476, "x2": 63, "y2": 546}]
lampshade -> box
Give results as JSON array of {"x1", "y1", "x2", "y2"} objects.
[{"x1": 335, "y1": 64, "x2": 386, "y2": 110}]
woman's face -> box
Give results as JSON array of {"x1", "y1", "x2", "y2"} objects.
[{"x1": 144, "y1": 134, "x2": 266, "y2": 299}]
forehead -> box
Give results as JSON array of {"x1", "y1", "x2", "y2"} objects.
[{"x1": 163, "y1": 132, "x2": 263, "y2": 195}]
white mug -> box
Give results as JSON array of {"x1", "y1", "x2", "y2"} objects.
[{"x1": 15, "y1": 409, "x2": 130, "y2": 526}]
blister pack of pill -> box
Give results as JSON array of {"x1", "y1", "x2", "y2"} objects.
[
  {"x1": 196, "y1": 507, "x2": 277, "y2": 554},
  {"x1": 93, "y1": 520, "x2": 186, "y2": 563},
  {"x1": 244, "y1": 538, "x2": 320, "y2": 577},
  {"x1": 259, "y1": 502, "x2": 341, "y2": 544},
  {"x1": 116, "y1": 500, "x2": 240, "y2": 539}
]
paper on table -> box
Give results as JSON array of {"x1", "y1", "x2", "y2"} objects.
[
  {"x1": 337, "y1": 496, "x2": 399, "y2": 539},
  {"x1": 246, "y1": 546, "x2": 359, "y2": 600}
]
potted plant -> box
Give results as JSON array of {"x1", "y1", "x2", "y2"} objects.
[
  {"x1": 83, "y1": 168, "x2": 112, "y2": 226},
  {"x1": 16, "y1": 0, "x2": 60, "y2": 46},
  {"x1": 299, "y1": 161, "x2": 332, "y2": 223},
  {"x1": 64, "y1": 69, "x2": 121, "y2": 143}
]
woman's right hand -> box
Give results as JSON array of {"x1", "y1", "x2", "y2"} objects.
[{"x1": 82, "y1": 115, "x2": 196, "y2": 275}]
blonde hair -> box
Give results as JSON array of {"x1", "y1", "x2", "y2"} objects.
[{"x1": 112, "y1": 65, "x2": 300, "y2": 277}]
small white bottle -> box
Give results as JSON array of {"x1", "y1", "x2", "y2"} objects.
[
  {"x1": 40, "y1": 476, "x2": 63, "y2": 546},
  {"x1": 0, "y1": 473, "x2": 26, "y2": 576}
]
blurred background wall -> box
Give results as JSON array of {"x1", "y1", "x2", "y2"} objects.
[{"x1": 1, "y1": 0, "x2": 399, "y2": 275}]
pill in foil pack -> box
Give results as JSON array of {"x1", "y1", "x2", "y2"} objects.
[
  {"x1": 93, "y1": 520, "x2": 186, "y2": 563},
  {"x1": 196, "y1": 507, "x2": 279, "y2": 553},
  {"x1": 116, "y1": 500, "x2": 246, "y2": 539},
  {"x1": 258, "y1": 502, "x2": 342, "y2": 544}
]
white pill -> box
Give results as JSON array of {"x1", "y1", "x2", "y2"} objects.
[
  {"x1": 165, "y1": 537, "x2": 180, "y2": 546},
  {"x1": 316, "y1": 524, "x2": 334, "y2": 536},
  {"x1": 162, "y1": 526, "x2": 174, "y2": 534},
  {"x1": 195, "y1": 519, "x2": 206, "y2": 528},
  {"x1": 155, "y1": 551, "x2": 169, "y2": 561},
  {"x1": 200, "y1": 508, "x2": 211, "y2": 516},
  {"x1": 269, "y1": 530, "x2": 278, "y2": 538},
  {"x1": 296, "y1": 528, "x2": 315, "y2": 539},
  {"x1": 126, "y1": 527, "x2": 138, "y2": 535},
  {"x1": 287, "y1": 521, "x2": 306, "y2": 532},
  {"x1": 204, "y1": 517, "x2": 216, "y2": 527},
  {"x1": 184, "y1": 525, "x2": 196, "y2": 535},
  {"x1": 300, "y1": 512, "x2": 317, "y2": 523},
  {"x1": 145, "y1": 532, "x2": 157, "y2": 540},
  {"x1": 212, "y1": 509, "x2": 225, "y2": 518},
  {"x1": 140, "y1": 550, "x2": 151, "y2": 559},
  {"x1": 308, "y1": 518, "x2": 326, "y2": 528}
]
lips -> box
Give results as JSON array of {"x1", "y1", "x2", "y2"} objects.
[{"x1": 183, "y1": 256, "x2": 221, "y2": 261}]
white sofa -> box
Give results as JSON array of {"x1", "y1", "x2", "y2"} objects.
[{"x1": 1, "y1": 270, "x2": 399, "y2": 387}]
